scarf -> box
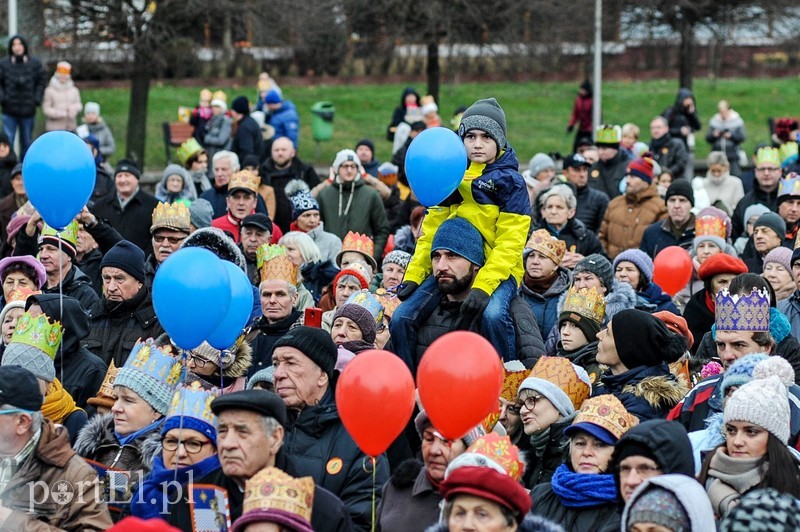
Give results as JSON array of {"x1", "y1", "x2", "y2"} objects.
[
  {"x1": 707, "y1": 448, "x2": 766, "y2": 516},
  {"x1": 116, "y1": 419, "x2": 164, "y2": 446},
  {"x1": 550, "y1": 464, "x2": 617, "y2": 508},
  {"x1": 130, "y1": 454, "x2": 221, "y2": 519},
  {"x1": 289, "y1": 221, "x2": 306, "y2": 233},
  {"x1": 523, "y1": 270, "x2": 559, "y2": 294},
  {"x1": 42, "y1": 379, "x2": 82, "y2": 424},
  {"x1": 529, "y1": 428, "x2": 551, "y2": 459},
  {"x1": 426, "y1": 471, "x2": 442, "y2": 492},
  {"x1": 0, "y1": 429, "x2": 40, "y2": 492},
  {"x1": 705, "y1": 290, "x2": 716, "y2": 314}
]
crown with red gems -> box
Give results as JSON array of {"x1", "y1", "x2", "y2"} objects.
[
  {"x1": 341, "y1": 232, "x2": 375, "y2": 259},
  {"x1": 9, "y1": 311, "x2": 63, "y2": 360},
  {"x1": 695, "y1": 215, "x2": 727, "y2": 239},
  {"x1": 561, "y1": 286, "x2": 606, "y2": 324},
  {"x1": 715, "y1": 287, "x2": 770, "y2": 332},
  {"x1": 228, "y1": 169, "x2": 259, "y2": 194},
  {"x1": 571, "y1": 394, "x2": 638, "y2": 441},
  {"x1": 242, "y1": 467, "x2": 315, "y2": 523},
  {"x1": 525, "y1": 229, "x2": 566, "y2": 264}
]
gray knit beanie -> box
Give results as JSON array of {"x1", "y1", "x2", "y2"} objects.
[
  {"x1": 528, "y1": 153, "x2": 555, "y2": 178},
  {"x1": 573, "y1": 253, "x2": 614, "y2": 290},
  {"x1": 2, "y1": 343, "x2": 55, "y2": 383},
  {"x1": 627, "y1": 485, "x2": 690, "y2": 532},
  {"x1": 458, "y1": 98, "x2": 507, "y2": 150},
  {"x1": 189, "y1": 198, "x2": 214, "y2": 229},
  {"x1": 754, "y1": 212, "x2": 787, "y2": 241}
]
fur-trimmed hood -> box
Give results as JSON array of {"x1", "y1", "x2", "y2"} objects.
[
  {"x1": 181, "y1": 226, "x2": 247, "y2": 271},
  {"x1": 622, "y1": 374, "x2": 689, "y2": 410},
  {"x1": 73, "y1": 412, "x2": 116, "y2": 458},
  {"x1": 556, "y1": 279, "x2": 636, "y2": 323},
  {"x1": 224, "y1": 338, "x2": 252, "y2": 378},
  {"x1": 139, "y1": 430, "x2": 163, "y2": 473}
]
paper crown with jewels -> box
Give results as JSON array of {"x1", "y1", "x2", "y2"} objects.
[
  {"x1": 87, "y1": 361, "x2": 119, "y2": 408},
  {"x1": 569, "y1": 394, "x2": 638, "y2": 442},
  {"x1": 167, "y1": 380, "x2": 218, "y2": 424},
  {"x1": 755, "y1": 146, "x2": 781, "y2": 167},
  {"x1": 238, "y1": 467, "x2": 315, "y2": 531},
  {"x1": 500, "y1": 360, "x2": 529, "y2": 402},
  {"x1": 561, "y1": 286, "x2": 606, "y2": 324},
  {"x1": 9, "y1": 311, "x2": 63, "y2": 360},
  {"x1": 114, "y1": 338, "x2": 184, "y2": 415},
  {"x1": 451, "y1": 433, "x2": 526, "y2": 482},
  {"x1": 343, "y1": 289, "x2": 385, "y2": 327},
  {"x1": 780, "y1": 142, "x2": 799, "y2": 167},
  {"x1": 228, "y1": 169, "x2": 259, "y2": 194},
  {"x1": 525, "y1": 229, "x2": 566, "y2": 265},
  {"x1": 257, "y1": 244, "x2": 298, "y2": 285},
  {"x1": 40, "y1": 221, "x2": 79, "y2": 251},
  {"x1": 151, "y1": 201, "x2": 192, "y2": 233},
  {"x1": 778, "y1": 172, "x2": 800, "y2": 199},
  {"x1": 176, "y1": 138, "x2": 204, "y2": 166},
  {"x1": 595, "y1": 124, "x2": 621, "y2": 146},
  {"x1": 694, "y1": 214, "x2": 728, "y2": 239},
  {"x1": 337, "y1": 231, "x2": 377, "y2": 271},
  {"x1": 715, "y1": 287, "x2": 771, "y2": 333},
  {"x1": 375, "y1": 290, "x2": 400, "y2": 317}
]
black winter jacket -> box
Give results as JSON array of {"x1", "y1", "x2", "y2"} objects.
[
  {"x1": 301, "y1": 260, "x2": 339, "y2": 303},
  {"x1": 247, "y1": 310, "x2": 302, "y2": 378},
  {"x1": 592, "y1": 364, "x2": 688, "y2": 422},
  {"x1": 231, "y1": 115, "x2": 264, "y2": 162},
  {"x1": 731, "y1": 182, "x2": 780, "y2": 239},
  {"x1": 164, "y1": 452, "x2": 353, "y2": 532},
  {"x1": 260, "y1": 156, "x2": 320, "y2": 232},
  {"x1": 639, "y1": 216, "x2": 695, "y2": 259},
  {"x1": 662, "y1": 88, "x2": 701, "y2": 145},
  {"x1": 284, "y1": 389, "x2": 390, "y2": 531},
  {"x1": 530, "y1": 481, "x2": 620, "y2": 532},
  {"x1": 588, "y1": 150, "x2": 631, "y2": 199},
  {"x1": 92, "y1": 189, "x2": 160, "y2": 257},
  {"x1": 84, "y1": 286, "x2": 164, "y2": 367},
  {"x1": 376, "y1": 460, "x2": 442, "y2": 532},
  {"x1": 683, "y1": 288, "x2": 714, "y2": 355},
  {"x1": 542, "y1": 218, "x2": 604, "y2": 258},
  {"x1": 573, "y1": 184, "x2": 609, "y2": 233},
  {"x1": 30, "y1": 293, "x2": 107, "y2": 409},
  {"x1": 650, "y1": 134, "x2": 689, "y2": 178},
  {"x1": 525, "y1": 415, "x2": 573, "y2": 489},
  {"x1": 0, "y1": 35, "x2": 45, "y2": 117}
]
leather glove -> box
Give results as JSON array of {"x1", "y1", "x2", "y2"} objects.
[
  {"x1": 461, "y1": 288, "x2": 490, "y2": 316},
  {"x1": 566, "y1": 125, "x2": 574, "y2": 134},
  {"x1": 397, "y1": 281, "x2": 419, "y2": 301}
]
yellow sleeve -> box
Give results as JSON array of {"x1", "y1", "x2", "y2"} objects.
[
  {"x1": 472, "y1": 210, "x2": 530, "y2": 295},
  {"x1": 403, "y1": 206, "x2": 452, "y2": 285}
]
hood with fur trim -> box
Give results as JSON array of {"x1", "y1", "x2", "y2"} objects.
[
  {"x1": 622, "y1": 374, "x2": 689, "y2": 411},
  {"x1": 180, "y1": 226, "x2": 246, "y2": 271},
  {"x1": 73, "y1": 412, "x2": 116, "y2": 458}
]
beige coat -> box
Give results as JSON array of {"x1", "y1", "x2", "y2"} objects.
[
  {"x1": 42, "y1": 76, "x2": 82, "y2": 131},
  {"x1": 599, "y1": 184, "x2": 668, "y2": 259}
]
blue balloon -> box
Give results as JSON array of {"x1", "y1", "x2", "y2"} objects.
[
  {"x1": 22, "y1": 131, "x2": 96, "y2": 229},
  {"x1": 153, "y1": 248, "x2": 231, "y2": 350},
  {"x1": 206, "y1": 261, "x2": 255, "y2": 350},
  {"x1": 404, "y1": 127, "x2": 467, "y2": 207}
]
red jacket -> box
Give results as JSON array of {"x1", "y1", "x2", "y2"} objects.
[{"x1": 569, "y1": 95, "x2": 593, "y2": 133}]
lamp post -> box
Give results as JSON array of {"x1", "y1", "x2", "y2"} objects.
[{"x1": 592, "y1": 0, "x2": 602, "y2": 138}]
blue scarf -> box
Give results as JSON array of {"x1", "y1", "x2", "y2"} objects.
[
  {"x1": 130, "y1": 454, "x2": 221, "y2": 519},
  {"x1": 550, "y1": 464, "x2": 617, "y2": 508},
  {"x1": 115, "y1": 419, "x2": 164, "y2": 446}
]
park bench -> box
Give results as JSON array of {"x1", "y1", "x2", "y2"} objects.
[{"x1": 161, "y1": 122, "x2": 194, "y2": 163}]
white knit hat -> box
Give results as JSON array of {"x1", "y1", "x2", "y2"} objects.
[{"x1": 723, "y1": 357, "x2": 793, "y2": 443}]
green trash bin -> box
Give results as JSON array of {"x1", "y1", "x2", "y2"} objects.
[{"x1": 311, "y1": 101, "x2": 335, "y2": 142}]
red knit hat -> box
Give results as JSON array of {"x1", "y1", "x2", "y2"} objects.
[
  {"x1": 332, "y1": 263, "x2": 370, "y2": 297},
  {"x1": 653, "y1": 310, "x2": 694, "y2": 351},
  {"x1": 697, "y1": 253, "x2": 748, "y2": 282},
  {"x1": 440, "y1": 466, "x2": 531, "y2": 522},
  {"x1": 627, "y1": 156, "x2": 655, "y2": 183}
]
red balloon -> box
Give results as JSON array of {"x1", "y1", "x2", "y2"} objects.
[
  {"x1": 336, "y1": 350, "x2": 415, "y2": 457},
  {"x1": 417, "y1": 331, "x2": 503, "y2": 441},
  {"x1": 653, "y1": 246, "x2": 693, "y2": 296}
]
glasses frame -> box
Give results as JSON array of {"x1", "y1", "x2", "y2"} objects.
[{"x1": 162, "y1": 437, "x2": 212, "y2": 454}]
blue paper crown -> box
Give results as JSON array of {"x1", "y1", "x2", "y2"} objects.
[
  {"x1": 779, "y1": 173, "x2": 800, "y2": 198},
  {"x1": 163, "y1": 381, "x2": 220, "y2": 443},
  {"x1": 114, "y1": 339, "x2": 184, "y2": 415},
  {"x1": 715, "y1": 288, "x2": 770, "y2": 333},
  {"x1": 344, "y1": 289, "x2": 385, "y2": 326}
]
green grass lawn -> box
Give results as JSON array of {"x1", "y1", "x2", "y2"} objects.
[{"x1": 75, "y1": 77, "x2": 800, "y2": 171}]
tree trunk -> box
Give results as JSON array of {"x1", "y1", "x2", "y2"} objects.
[
  {"x1": 126, "y1": 59, "x2": 150, "y2": 165},
  {"x1": 677, "y1": 18, "x2": 695, "y2": 90},
  {"x1": 427, "y1": 40, "x2": 440, "y2": 103}
]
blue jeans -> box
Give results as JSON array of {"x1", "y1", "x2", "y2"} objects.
[
  {"x1": 390, "y1": 276, "x2": 518, "y2": 373},
  {"x1": 2, "y1": 114, "x2": 34, "y2": 160}
]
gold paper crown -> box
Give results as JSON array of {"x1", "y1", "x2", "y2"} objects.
[
  {"x1": 97, "y1": 361, "x2": 119, "y2": 399},
  {"x1": 715, "y1": 287, "x2": 771, "y2": 332},
  {"x1": 755, "y1": 147, "x2": 781, "y2": 167},
  {"x1": 242, "y1": 467, "x2": 315, "y2": 522},
  {"x1": 500, "y1": 361, "x2": 529, "y2": 402},
  {"x1": 41, "y1": 221, "x2": 79, "y2": 248},
  {"x1": 465, "y1": 433, "x2": 525, "y2": 482},
  {"x1": 9, "y1": 312, "x2": 63, "y2": 360},
  {"x1": 229, "y1": 170, "x2": 259, "y2": 194},
  {"x1": 694, "y1": 215, "x2": 727, "y2": 239},
  {"x1": 341, "y1": 231, "x2": 375, "y2": 259},
  {"x1": 571, "y1": 394, "x2": 638, "y2": 441},
  {"x1": 561, "y1": 286, "x2": 606, "y2": 324},
  {"x1": 258, "y1": 245, "x2": 298, "y2": 285},
  {"x1": 167, "y1": 381, "x2": 218, "y2": 424},
  {"x1": 529, "y1": 356, "x2": 591, "y2": 410},
  {"x1": 151, "y1": 201, "x2": 191, "y2": 233},
  {"x1": 525, "y1": 229, "x2": 566, "y2": 265}
]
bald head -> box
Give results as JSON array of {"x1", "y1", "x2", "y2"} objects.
[{"x1": 271, "y1": 137, "x2": 296, "y2": 168}]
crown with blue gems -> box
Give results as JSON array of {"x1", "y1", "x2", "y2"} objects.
[
  {"x1": 779, "y1": 172, "x2": 800, "y2": 199},
  {"x1": 343, "y1": 289, "x2": 385, "y2": 326},
  {"x1": 561, "y1": 286, "x2": 606, "y2": 324},
  {"x1": 114, "y1": 338, "x2": 184, "y2": 415},
  {"x1": 167, "y1": 381, "x2": 219, "y2": 425},
  {"x1": 9, "y1": 311, "x2": 63, "y2": 360},
  {"x1": 715, "y1": 287, "x2": 770, "y2": 333}
]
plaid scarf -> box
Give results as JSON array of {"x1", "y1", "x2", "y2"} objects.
[{"x1": 0, "y1": 428, "x2": 41, "y2": 493}]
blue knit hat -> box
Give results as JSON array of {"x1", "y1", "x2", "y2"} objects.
[
  {"x1": 162, "y1": 382, "x2": 219, "y2": 446},
  {"x1": 720, "y1": 353, "x2": 769, "y2": 398},
  {"x1": 431, "y1": 218, "x2": 485, "y2": 267},
  {"x1": 114, "y1": 339, "x2": 183, "y2": 415},
  {"x1": 101, "y1": 240, "x2": 146, "y2": 283},
  {"x1": 289, "y1": 190, "x2": 320, "y2": 220},
  {"x1": 614, "y1": 249, "x2": 654, "y2": 284}
]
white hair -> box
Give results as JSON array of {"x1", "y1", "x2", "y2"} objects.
[
  {"x1": 213, "y1": 150, "x2": 240, "y2": 172},
  {"x1": 279, "y1": 231, "x2": 322, "y2": 264},
  {"x1": 539, "y1": 183, "x2": 577, "y2": 211}
]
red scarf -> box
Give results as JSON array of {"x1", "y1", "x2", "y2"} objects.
[
  {"x1": 289, "y1": 221, "x2": 306, "y2": 233},
  {"x1": 705, "y1": 290, "x2": 716, "y2": 314}
]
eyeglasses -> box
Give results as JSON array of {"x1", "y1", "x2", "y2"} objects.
[
  {"x1": 506, "y1": 403, "x2": 522, "y2": 415},
  {"x1": 520, "y1": 395, "x2": 543, "y2": 411},
  {"x1": 162, "y1": 437, "x2": 211, "y2": 454},
  {"x1": 185, "y1": 353, "x2": 209, "y2": 368},
  {"x1": 755, "y1": 167, "x2": 781, "y2": 173},
  {"x1": 153, "y1": 234, "x2": 187, "y2": 245},
  {"x1": 618, "y1": 464, "x2": 661, "y2": 477},
  {"x1": 0, "y1": 408, "x2": 31, "y2": 416}
]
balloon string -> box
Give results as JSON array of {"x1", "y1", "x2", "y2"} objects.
[
  {"x1": 371, "y1": 456, "x2": 376, "y2": 532},
  {"x1": 58, "y1": 237, "x2": 64, "y2": 385}
]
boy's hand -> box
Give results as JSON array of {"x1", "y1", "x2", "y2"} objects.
[
  {"x1": 461, "y1": 288, "x2": 489, "y2": 315},
  {"x1": 397, "y1": 281, "x2": 419, "y2": 301}
]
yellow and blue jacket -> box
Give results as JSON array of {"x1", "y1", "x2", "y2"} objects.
[{"x1": 404, "y1": 147, "x2": 531, "y2": 295}]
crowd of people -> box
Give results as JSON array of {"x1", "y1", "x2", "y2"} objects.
[{"x1": 2, "y1": 33, "x2": 800, "y2": 532}]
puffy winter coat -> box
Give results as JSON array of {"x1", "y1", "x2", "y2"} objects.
[
  {"x1": 683, "y1": 288, "x2": 714, "y2": 355},
  {"x1": 639, "y1": 215, "x2": 695, "y2": 259},
  {"x1": 202, "y1": 113, "x2": 232, "y2": 157},
  {"x1": 42, "y1": 75, "x2": 82, "y2": 131},
  {"x1": 231, "y1": 114, "x2": 264, "y2": 161},
  {"x1": 592, "y1": 364, "x2": 688, "y2": 421},
  {"x1": 621, "y1": 474, "x2": 715, "y2": 531},
  {"x1": 0, "y1": 419, "x2": 113, "y2": 531},
  {"x1": 520, "y1": 266, "x2": 571, "y2": 337},
  {"x1": 542, "y1": 218, "x2": 605, "y2": 258},
  {"x1": 301, "y1": 259, "x2": 339, "y2": 303},
  {"x1": 268, "y1": 100, "x2": 300, "y2": 147},
  {"x1": 306, "y1": 223, "x2": 342, "y2": 264},
  {"x1": 588, "y1": 150, "x2": 631, "y2": 199},
  {"x1": 86, "y1": 120, "x2": 116, "y2": 158},
  {"x1": 573, "y1": 184, "x2": 609, "y2": 233},
  {"x1": 376, "y1": 460, "x2": 442, "y2": 532},
  {"x1": 650, "y1": 133, "x2": 689, "y2": 177},
  {"x1": 154, "y1": 164, "x2": 197, "y2": 202},
  {"x1": 530, "y1": 480, "x2": 620, "y2": 532},
  {"x1": 283, "y1": 389, "x2": 390, "y2": 531},
  {"x1": 598, "y1": 184, "x2": 667, "y2": 259},
  {"x1": 634, "y1": 282, "x2": 681, "y2": 314},
  {"x1": 706, "y1": 110, "x2": 746, "y2": 169},
  {"x1": 0, "y1": 35, "x2": 45, "y2": 117}
]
